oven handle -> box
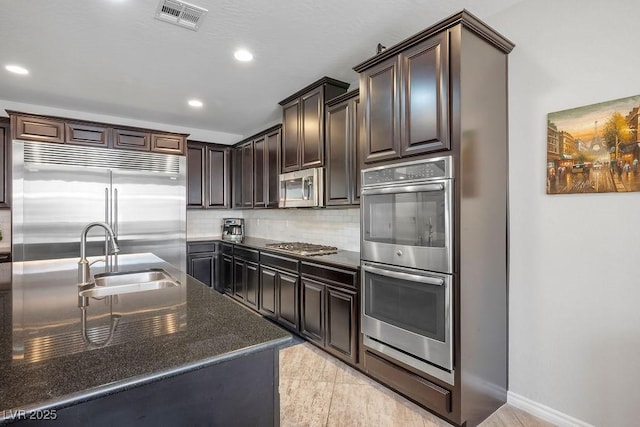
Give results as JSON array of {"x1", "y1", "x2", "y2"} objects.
[
  {"x1": 362, "y1": 264, "x2": 444, "y2": 286},
  {"x1": 361, "y1": 182, "x2": 444, "y2": 196}
]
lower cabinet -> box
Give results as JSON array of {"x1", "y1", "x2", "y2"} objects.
[
  {"x1": 260, "y1": 252, "x2": 300, "y2": 333},
  {"x1": 221, "y1": 254, "x2": 234, "y2": 295},
  {"x1": 300, "y1": 269, "x2": 359, "y2": 366},
  {"x1": 186, "y1": 241, "x2": 219, "y2": 288},
  {"x1": 232, "y1": 247, "x2": 260, "y2": 310}
]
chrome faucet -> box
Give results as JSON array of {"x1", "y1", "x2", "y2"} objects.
[{"x1": 78, "y1": 221, "x2": 120, "y2": 286}]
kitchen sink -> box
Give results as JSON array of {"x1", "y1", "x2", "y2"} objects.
[{"x1": 78, "y1": 268, "x2": 180, "y2": 298}]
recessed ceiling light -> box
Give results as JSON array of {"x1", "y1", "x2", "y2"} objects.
[
  {"x1": 234, "y1": 49, "x2": 253, "y2": 62},
  {"x1": 5, "y1": 65, "x2": 29, "y2": 75},
  {"x1": 188, "y1": 99, "x2": 203, "y2": 108}
]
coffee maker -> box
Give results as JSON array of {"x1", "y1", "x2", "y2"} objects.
[{"x1": 221, "y1": 218, "x2": 244, "y2": 242}]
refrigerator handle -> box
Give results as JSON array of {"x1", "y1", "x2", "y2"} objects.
[
  {"x1": 114, "y1": 188, "x2": 119, "y2": 237},
  {"x1": 104, "y1": 187, "x2": 110, "y2": 265}
]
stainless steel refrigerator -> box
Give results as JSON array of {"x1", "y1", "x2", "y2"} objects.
[{"x1": 12, "y1": 140, "x2": 186, "y2": 271}]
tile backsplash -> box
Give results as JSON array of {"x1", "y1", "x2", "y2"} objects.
[
  {"x1": 187, "y1": 208, "x2": 361, "y2": 252},
  {"x1": 0, "y1": 210, "x2": 10, "y2": 250}
]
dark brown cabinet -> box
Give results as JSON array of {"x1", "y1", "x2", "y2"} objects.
[
  {"x1": 279, "y1": 77, "x2": 350, "y2": 173},
  {"x1": 65, "y1": 122, "x2": 110, "y2": 148},
  {"x1": 232, "y1": 141, "x2": 254, "y2": 209},
  {"x1": 196, "y1": 144, "x2": 229, "y2": 208},
  {"x1": 8, "y1": 111, "x2": 187, "y2": 155},
  {"x1": 0, "y1": 119, "x2": 9, "y2": 208},
  {"x1": 357, "y1": 32, "x2": 449, "y2": 165},
  {"x1": 325, "y1": 90, "x2": 361, "y2": 206},
  {"x1": 221, "y1": 254, "x2": 234, "y2": 295},
  {"x1": 260, "y1": 252, "x2": 300, "y2": 333},
  {"x1": 252, "y1": 125, "x2": 281, "y2": 208},
  {"x1": 232, "y1": 247, "x2": 260, "y2": 310},
  {"x1": 299, "y1": 261, "x2": 359, "y2": 365},
  {"x1": 186, "y1": 241, "x2": 219, "y2": 288},
  {"x1": 11, "y1": 113, "x2": 65, "y2": 143},
  {"x1": 187, "y1": 142, "x2": 230, "y2": 209}
]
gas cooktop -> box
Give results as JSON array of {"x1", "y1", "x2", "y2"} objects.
[{"x1": 265, "y1": 242, "x2": 338, "y2": 256}]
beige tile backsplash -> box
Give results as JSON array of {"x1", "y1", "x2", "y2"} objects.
[
  {"x1": 0, "y1": 210, "x2": 10, "y2": 251},
  {"x1": 187, "y1": 208, "x2": 361, "y2": 252}
]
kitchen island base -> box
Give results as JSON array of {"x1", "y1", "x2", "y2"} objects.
[{"x1": 11, "y1": 345, "x2": 281, "y2": 427}]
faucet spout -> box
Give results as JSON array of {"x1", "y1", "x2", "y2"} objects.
[{"x1": 78, "y1": 221, "x2": 120, "y2": 286}]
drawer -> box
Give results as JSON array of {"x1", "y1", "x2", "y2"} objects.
[
  {"x1": 364, "y1": 350, "x2": 451, "y2": 414},
  {"x1": 300, "y1": 261, "x2": 358, "y2": 289},
  {"x1": 260, "y1": 252, "x2": 299, "y2": 274},
  {"x1": 234, "y1": 246, "x2": 259, "y2": 263},
  {"x1": 187, "y1": 241, "x2": 218, "y2": 254},
  {"x1": 221, "y1": 243, "x2": 234, "y2": 255}
]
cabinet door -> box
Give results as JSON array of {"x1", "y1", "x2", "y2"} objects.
[
  {"x1": 65, "y1": 122, "x2": 110, "y2": 148},
  {"x1": 241, "y1": 142, "x2": 254, "y2": 208},
  {"x1": 259, "y1": 266, "x2": 278, "y2": 319},
  {"x1": 206, "y1": 146, "x2": 230, "y2": 208},
  {"x1": 400, "y1": 33, "x2": 449, "y2": 156},
  {"x1": 188, "y1": 253, "x2": 215, "y2": 287},
  {"x1": 281, "y1": 99, "x2": 301, "y2": 172},
  {"x1": 326, "y1": 287, "x2": 358, "y2": 364},
  {"x1": 0, "y1": 120, "x2": 8, "y2": 208},
  {"x1": 265, "y1": 128, "x2": 280, "y2": 208},
  {"x1": 233, "y1": 259, "x2": 245, "y2": 301},
  {"x1": 113, "y1": 128, "x2": 151, "y2": 151},
  {"x1": 300, "y1": 87, "x2": 324, "y2": 168},
  {"x1": 253, "y1": 136, "x2": 266, "y2": 207},
  {"x1": 232, "y1": 147, "x2": 243, "y2": 209},
  {"x1": 151, "y1": 133, "x2": 185, "y2": 155},
  {"x1": 12, "y1": 114, "x2": 65, "y2": 143},
  {"x1": 326, "y1": 100, "x2": 351, "y2": 206},
  {"x1": 300, "y1": 278, "x2": 325, "y2": 345},
  {"x1": 361, "y1": 56, "x2": 401, "y2": 163},
  {"x1": 187, "y1": 143, "x2": 205, "y2": 208},
  {"x1": 245, "y1": 261, "x2": 260, "y2": 310},
  {"x1": 221, "y1": 254, "x2": 234, "y2": 295},
  {"x1": 278, "y1": 271, "x2": 299, "y2": 331}
]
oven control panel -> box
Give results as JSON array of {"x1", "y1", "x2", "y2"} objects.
[{"x1": 362, "y1": 156, "x2": 452, "y2": 186}]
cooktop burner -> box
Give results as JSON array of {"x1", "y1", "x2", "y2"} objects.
[{"x1": 265, "y1": 242, "x2": 338, "y2": 256}]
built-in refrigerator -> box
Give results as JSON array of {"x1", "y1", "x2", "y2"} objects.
[{"x1": 12, "y1": 140, "x2": 186, "y2": 271}]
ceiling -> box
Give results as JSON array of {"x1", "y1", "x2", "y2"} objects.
[{"x1": 0, "y1": 0, "x2": 520, "y2": 141}]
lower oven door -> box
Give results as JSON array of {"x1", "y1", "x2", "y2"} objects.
[{"x1": 361, "y1": 261, "x2": 453, "y2": 383}]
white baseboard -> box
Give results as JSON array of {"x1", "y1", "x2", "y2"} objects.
[{"x1": 507, "y1": 391, "x2": 594, "y2": 427}]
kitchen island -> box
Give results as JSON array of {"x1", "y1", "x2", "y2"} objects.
[{"x1": 0, "y1": 253, "x2": 291, "y2": 426}]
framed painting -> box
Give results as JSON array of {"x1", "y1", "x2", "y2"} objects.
[{"x1": 547, "y1": 94, "x2": 640, "y2": 194}]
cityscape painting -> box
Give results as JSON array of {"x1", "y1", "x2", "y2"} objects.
[{"x1": 547, "y1": 94, "x2": 640, "y2": 194}]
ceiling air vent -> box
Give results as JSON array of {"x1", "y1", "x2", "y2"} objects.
[{"x1": 155, "y1": 0, "x2": 208, "y2": 31}]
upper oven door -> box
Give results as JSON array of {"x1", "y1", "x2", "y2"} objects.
[{"x1": 361, "y1": 179, "x2": 453, "y2": 273}]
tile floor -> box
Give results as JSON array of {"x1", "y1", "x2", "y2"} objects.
[{"x1": 279, "y1": 342, "x2": 554, "y2": 427}]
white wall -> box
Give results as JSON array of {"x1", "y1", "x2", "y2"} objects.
[
  {"x1": 486, "y1": 1, "x2": 640, "y2": 425},
  {"x1": 187, "y1": 208, "x2": 361, "y2": 252}
]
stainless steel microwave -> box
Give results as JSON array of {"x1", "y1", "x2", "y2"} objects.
[{"x1": 278, "y1": 167, "x2": 324, "y2": 208}]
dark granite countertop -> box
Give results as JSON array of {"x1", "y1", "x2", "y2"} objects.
[
  {"x1": 0, "y1": 254, "x2": 291, "y2": 422},
  {"x1": 191, "y1": 236, "x2": 361, "y2": 270}
]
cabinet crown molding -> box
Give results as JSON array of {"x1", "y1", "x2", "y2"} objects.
[
  {"x1": 353, "y1": 9, "x2": 515, "y2": 73},
  {"x1": 278, "y1": 77, "x2": 350, "y2": 106}
]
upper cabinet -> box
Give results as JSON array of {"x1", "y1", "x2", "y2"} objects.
[
  {"x1": 279, "y1": 77, "x2": 350, "y2": 173},
  {"x1": 8, "y1": 111, "x2": 188, "y2": 155},
  {"x1": 325, "y1": 90, "x2": 361, "y2": 206},
  {"x1": 187, "y1": 141, "x2": 230, "y2": 209},
  {"x1": 231, "y1": 125, "x2": 282, "y2": 210},
  {"x1": 357, "y1": 32, "x2": 448, "y2": 165}
]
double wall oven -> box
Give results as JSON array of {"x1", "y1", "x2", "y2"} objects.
[{"x1": 361, "y1": 156, "x2": 455, "y2": 385}]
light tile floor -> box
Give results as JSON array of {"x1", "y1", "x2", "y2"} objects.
[{"x1": 279, "y1": 343, "x2": 554, "y2": 427}]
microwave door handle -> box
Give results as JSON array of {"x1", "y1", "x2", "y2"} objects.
[
  {"x1": 362, "y1": 264, "x2": 444, "y2": 286},
  {"x1": 361, "y1": 183, "x2": 445, "y2": 196},
  {"x1": 302, "y1": 177, "x2": 309, "y2": 200}
]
